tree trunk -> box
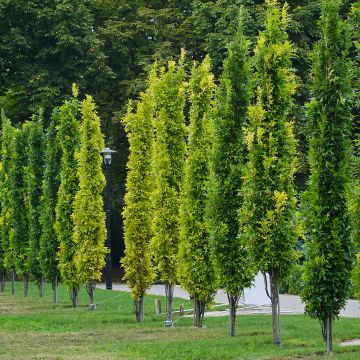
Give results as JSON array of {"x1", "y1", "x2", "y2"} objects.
[
  {"x1": 134, "y1": 295, "x2": 144, "y2": 322},
  {"x1": 269, "y1": 269, "x2": 281, "y2": 345},
  {"x1": 324, "y1": 316, "x2": 332, "y2": 354},
  {"x1": 0, "y1": 270, "x2": 5, "y2": 293},
  {"x1": 52, "y1": 276, "x2": 58, "y2": 304},
  {"x1": 164, "y1": 283, "x2": 174, "y2": 327},
  {"x1": 228, "y1": 294, "x2": 240, "y2": 337},
  {"x1": 193, "y1": 297, "x2": 205, "y2": 328},
  {"x1": 38, "y1": 276, "x2": 45, "y2": 298},
  {"x1": 70, "y1": 286, "x2": 79, "y2": 307},
  {"x1": 86, "y1": 282, "x2": 96, "y2": 310},
  {"x1": 10, "y1": 269, "x2": 15, "y2": 295},
  {"x1": 23, "y1": 275, "x2": 28, "y2": 297}
]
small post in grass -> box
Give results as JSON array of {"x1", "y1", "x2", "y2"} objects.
[{"x1": 155, "y1": 299, "x2": 161, "y2": 315}]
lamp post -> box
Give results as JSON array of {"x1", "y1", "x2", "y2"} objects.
[{"x1": 101, "y1": 147, "x2": 117, "y2": 290}]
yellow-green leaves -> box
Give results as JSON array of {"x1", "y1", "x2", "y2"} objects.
[
  {"x1": 301, "y1": 0, "x2": 354, "y2": 330},
  {"x1": 72, "y1": 96, "x2": 107, "y2": 284},
  {"x1": 150, "y1": 56, "x2": 186, "y2": 286},
  {"x1": 240, "y1": 0, "x2": 298, "y2": 275},
  {"x1": 55, "y1": 97, "x2": 80, "y2": 290},
  {"x1": 178, "y1": 57, "x2": 217, "y2": 305},
  {"x1": 122, "y1": 74, "x2": 156, "y2": 308},
  {"x1": 207, "y1": 10, "x2": 255, "y2": 301}
]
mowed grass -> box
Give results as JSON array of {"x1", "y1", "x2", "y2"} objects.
[{"x1": 0, "y1": 282, "x2": 359, "y2": 360}]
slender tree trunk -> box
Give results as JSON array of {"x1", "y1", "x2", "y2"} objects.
[
  {"x1": 38, "y1": 276, "x2": 45, "y2": 298},
  {"x1": 70, "y1": 286, "x2": 79, "y2": 307},
  {"x1": 269, "y1": 269, "x2": 281, "y2": 345},
  {"x1": 10, "y1": 269, "x2": 15, "y2": 295},
  {"x1": 228, "y1": 294, "x2": 239, "y2": 337},
  {"x1": 52, "y1": 276, "x2": 58, "y2": 304},
  {"x1": 193, "y1": 297, "x2": 205, "y2": 328},
  {"x1": 324, "y1": 316, "x2": 332, "y2": 354},
  {"x1": 164, "y1": 283, "x2": 174, "y2": 326},
  {"x1": 135, "y1": 295, "x2": 144, "y2": 322},
  {"x1": 0, "y1": 270, "x2": 5, "y2": 293},
  {"x1": 23, "y1": 275, "x2": 28, "y2": 297},
  {"x1": 86, "y1": 282, "x2": 96, "y2": 310}
]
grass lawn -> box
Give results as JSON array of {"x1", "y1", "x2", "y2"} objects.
[{"x1": 0, "y1": 282, "x2": 359, "y2": 360}]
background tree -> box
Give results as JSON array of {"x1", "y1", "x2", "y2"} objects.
[
  {"x1": 0, "y1": 113, "x2": 16, "y2": 294},
  {"x1": 301, "y1": 0, "x2": 354, "y2": 353},
  {"x1": 9, "y1": 125, "x2": 30, "y2": 297},
  {"x1": 350, "y1": 1, "x2": 360, "y2": 300},
  {"x1": 39, "y1": 109, "x2": 62, "y2": 303},
  {"x1": 177, "y1": 57, "x2": 217, "y2": 328},
  {"x1": 24, "y1": 112, "x2": 45, "y2": 296},
  {"x1": 207, "y1": 10, "x2": 255, "y2": 337},
  {"x1": 72, "y1": 96, "x2": 108, "y2": 310},
  {"x1": 238, "y1": 0, "x2": 298, "y2": 345},
  {"x1": 122, "y1": 72, "x2": 156, "y2": 322},
  {"x1": 55, "y1": 92, "x2": 81, "y2": 307},
  {"x1": 150, "y1": 54, "x2": 186, "y2": 326}
]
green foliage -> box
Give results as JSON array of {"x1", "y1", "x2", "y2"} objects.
[
  {"x1": 39, "y1": 109, "x2": 62, "y2": 283},
  {"x1": 352, "y1": 253, "x2": 360, "y2": 299},
  {"x1": 239, "y1": 0, "x2": 298, "y2": 275},
  {"x1": 279, "y1": 264, "x2": 304, "y2": 295},
  {"x1": 9, "y1": 126, "x2": 29, "y2": 277},
  {"x1": 207, "y1": 10, "x2": 255, "y2": 298},
  {"x1": 150, "y1": 53, "x2": 186, "y2": 286},
  {"x1": 0, "y1": 0, "x2": 113, "y2": 123},
  {"x1": 177, "y1": 57, "x2": 217, "y2": 305},
  {"x1": 72, "y1": 96, "x2": 107, "y2": 284},
  {"x1": 0, "y1": 113, "x2": 16, "y2": 271},
  {"x1": 55, "y1": 95, "x2": 80, "y2": 290},
  {"x1": 301, "y1": 0, "x2": 354, "y2": 322},
  {"x1": 24, "y1": 113, "x2": 44, "y2": 283},
  {"x1": 122, "y1": 73, "x2": 156, "y2": 304}
]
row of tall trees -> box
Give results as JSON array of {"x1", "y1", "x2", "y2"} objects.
[
  {"x1": 0, "y1": 89, "x2": 108, "y2": 308},
  {"x1": 122, "y1": 0, "x2": 357, "y2": 352},
  {"x1": 0, "y1": 0, "x2": 357, "y2": 271}
]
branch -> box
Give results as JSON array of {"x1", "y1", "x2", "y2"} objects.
[{"x1": 262, "y1": 271, "x2": 272, "y2": 301}]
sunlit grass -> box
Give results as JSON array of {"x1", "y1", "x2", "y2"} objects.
[{"x1": 0, "y1": 282, "x2": 359, "y2": 359}]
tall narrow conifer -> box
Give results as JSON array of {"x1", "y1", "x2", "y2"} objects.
[
  {"x1": 25, "y1": 112, "x2": 45, "y2": 296},
  {"x1": 55, "y1": 91, "x2": 81, "y2": 307},
  {"x1": 39, "y1": 109, "x2": 62, "y2": 303},
  {"x1": 72, "y1": 96, "x2": 108, "y2": 310},
  {"x1": 151, "y1": 54, "x2": 186, "y2": 326},
  {"x1": 122, "y1": 71, "x2": 156, "y2": 322},
  {"x1": 239, "y1": 0, "x2": 298, "y2": 345},
  {"x1": 207, "y1": 9, "x2": 255, "y2": 337},
  {"x1": 0, "y1": 113, "x2": 16, "y2": 294},
  {"x1": 301, "y1": 0, "x2": 354, "y2": 353},
  {"x1": 178, "y1": 57, "x2": 217, "y2": 328},
  {"x1": 9, "y1": 126, "x2": 29, "y2": 296}
]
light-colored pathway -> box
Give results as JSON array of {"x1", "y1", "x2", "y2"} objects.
[{"x1": 97, "y1": 283, "x2": 360, "y2": 318}]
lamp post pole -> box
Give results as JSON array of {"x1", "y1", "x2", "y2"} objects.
[{"x1": 101, "y1": 147, "x2": 117, "y2": 290}]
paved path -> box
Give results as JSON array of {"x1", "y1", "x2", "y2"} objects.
[{"x1": 98, "y1": 284, "x2": 360, "y2": 318}]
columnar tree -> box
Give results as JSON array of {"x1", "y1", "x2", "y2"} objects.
[
  {"x1": 151, "y1": 54, "x2": 186, "y2": 326},
  {"x1": 0, "y1": 113, "x2": 16, "y2": 294},
  {"x1": 24, "y1": 112, "x2": 45, "y2": 296},
  {"x1": 72, "y1": 96, "x2": 108, "y2": 310},
  {"x1": 122, "y1": 71, "x2": 156, "y2": 322},
  {"x1": 207, "y1": 10, "x2": 255, "y2": 337},
  {"x1": 39, "y1": 109, "x2": 62, "y2": 303},
  {"x1": 238, "y1": 0, "x2": 298, "y2": 345},
  {"x1": 9, "y1": 126, "x2": 29, "y2": 296},
  {"x1": 0, "y1": 119, "x2": 3, "y2": 292},
  {"x1": 177, "y1": 57, "x2": 217, "y2": 328},
  {"x1": 301, "y1": 0, "x2": 354, "y2": 353},
  {"x1": 55, "y1": 93, "x2": 81, "y2": 307}
]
